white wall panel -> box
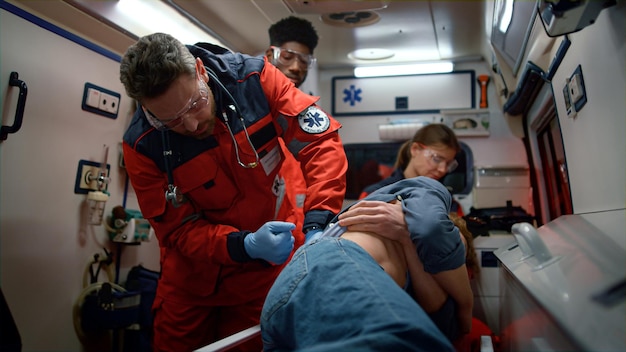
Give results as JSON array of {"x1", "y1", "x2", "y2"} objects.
[
  {"x1": 550, "y1": 5, "x2": 625, "y2": 213},
  {"x1": 0, "y1": 6, "x2": 159, "y2": 351}
]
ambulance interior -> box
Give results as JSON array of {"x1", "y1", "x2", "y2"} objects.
[{"x1": 0, "y1": 0, "x2": 624, "y2": 351}]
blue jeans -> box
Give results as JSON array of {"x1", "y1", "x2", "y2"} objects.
[{"x1": 261, "y1": 238, "x2": 454, "y2": 351}]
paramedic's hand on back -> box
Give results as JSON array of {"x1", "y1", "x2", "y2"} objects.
[{"x1": 244, "y1": 221, "x2": 295, "y2": 264}]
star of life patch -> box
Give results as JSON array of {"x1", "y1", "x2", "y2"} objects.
[{"x1": 298, "y1": 106, "x2": 330, "y2": 134}]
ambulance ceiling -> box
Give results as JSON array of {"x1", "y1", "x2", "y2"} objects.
[
  {"x1": 7, "y1": 0, "x2": 492, "y2": 69},
  {"x1": 168, "y1": 0, "x2": 490, "y2": 68}
]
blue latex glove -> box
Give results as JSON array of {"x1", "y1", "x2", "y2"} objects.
[
  {"x1": 244, "y1": 221, "x2": 295, "y2": 264},
  {"x1": 304, "y1": 229, "x2": 323, "y2": 245}
]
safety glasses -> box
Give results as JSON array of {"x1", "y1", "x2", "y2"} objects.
[
  {"x1": 270, "y1": 46, "x2": 316, "y2": 69},
  {"x1": 421, "y1": 146, "x2": 458, "y2": 173},
  {"x1": 142, "y1": 70, "x2": 209, "y2": 131}
]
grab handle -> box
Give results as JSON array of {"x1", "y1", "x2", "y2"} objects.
[
  {"x1": 512, "y1": 222, "x2": 561, "y2": 270},
  {"x1": 1, "y1": 72, "x2": 28, "y2": 141}
]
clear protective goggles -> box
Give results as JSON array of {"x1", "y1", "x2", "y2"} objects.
[
  {"x1": 142, "y1": 70, "x2": 209, "y2": 131},
  {"x1": 422, "y1": 147, "x2": 458, "y2": 173},
  {"x1": 270, "y1": 46, "x2": 316, "y2": 69}
]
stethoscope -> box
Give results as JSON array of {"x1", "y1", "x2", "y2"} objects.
[{"x1": 163, "y1": 66, "x2": 259, "y2": 208}]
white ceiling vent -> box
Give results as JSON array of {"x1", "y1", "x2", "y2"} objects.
[
  {"x1": 282, "y1": 0, "x2": 388, "y2": 14},
  {"x1": 321, "y1": 11, "x2": 381, "y2": 27}
]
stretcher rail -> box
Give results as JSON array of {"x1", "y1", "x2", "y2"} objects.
[{"x1": 194, "y1": 324, "x2": 261, "y2": 352}]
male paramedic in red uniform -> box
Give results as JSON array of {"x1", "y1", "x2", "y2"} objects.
[{"x1": 119, "y1": 33, "x2": 347, "y2": 351}]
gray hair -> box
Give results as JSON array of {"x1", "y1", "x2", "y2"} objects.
[{"x1": 119, "y1": 33, "x2": 197, "y2": 101}]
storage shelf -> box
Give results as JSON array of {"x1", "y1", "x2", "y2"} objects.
[{"x1": 441, "y1": 108, "x2": 490, "y2": 137}]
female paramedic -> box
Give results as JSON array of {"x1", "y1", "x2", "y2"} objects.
[
  {"x1": 119, "y1": 32, "x2": 347, "y2": 351},
  {"x1": 359, "y1": 123, "x2": 461, "y2": 199},
  {"x1": 345, "y1": 124, "x2": 462, "y2": 243},
  {"x1": 261, "y1": 176, "x2": 471, "y2": 351}
]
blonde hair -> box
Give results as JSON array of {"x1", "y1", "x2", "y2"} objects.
[{"x1": 449, "y1": 212, "x2": 480, "y2": 277}]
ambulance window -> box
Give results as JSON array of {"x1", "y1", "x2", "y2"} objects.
[
  {"x1": 343, "y1": 141, "x2": 473, "y2": 199},
  {"x1": 537, "y1": 117, "x2": 573, "y2": 221},
  {"x1": 343, "y1": 142, "x2": 403, "y2": 200},
  {"x1": 441, "y1": 141, "x2": 474, "y2": 196}
]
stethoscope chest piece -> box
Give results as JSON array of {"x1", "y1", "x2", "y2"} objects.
[{"x1": 165, "y1": 183, "x2": 186, "y2": 208}]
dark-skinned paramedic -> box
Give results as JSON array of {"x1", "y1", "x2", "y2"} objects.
[{"x1": 119, "y1": 32, "x2": 347, "y2": 351}]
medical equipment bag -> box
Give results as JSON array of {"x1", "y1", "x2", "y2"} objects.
[
  {"x1": 80, "y1": 282, "x2": 141, "y2": 332},
  {"x1": 123, "y1": 265, "x2": 160, "y2": 352}
]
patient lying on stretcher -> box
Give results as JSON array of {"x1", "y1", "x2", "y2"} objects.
[
  {"x1": 261, "y1": 176, "x2": 472, "y2": 351},
  {"x1": 328, "y1": 192, "x2": 472, "y2": 342}
]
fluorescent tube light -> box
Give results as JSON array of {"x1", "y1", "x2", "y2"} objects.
[
  {"x1": 116, "y1": 0, "x2": 226, "y2": 46},
  {"x1": 354, "y1": 62, "x2": 454, "y2": 77}
]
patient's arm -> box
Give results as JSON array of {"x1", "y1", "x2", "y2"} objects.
[
  {"x1": 432, "y1": 265, "x2": 473, "y2": 334},
  {"x1": 338, "y1": 200, "x2": 409, "y2": 239},
  {"x1": 400, "y1": 237, "x2": 447, "y2": 312},
  {"x1": 361, "y1": 201, "x2": 473, "y2": 334},
  {"x1": 401, "y1": 239, "x2": 473, "y2": 335}
]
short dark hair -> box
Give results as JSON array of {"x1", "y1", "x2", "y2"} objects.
[{"x1": 268, "y1": 16, "x2": 319, "y2": 53}]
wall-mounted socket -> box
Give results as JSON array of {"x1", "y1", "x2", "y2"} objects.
[
  {"x1": 74, "y1": 159, "x2": 111, "y2": 194},
  {"x1": 81, "y1": 82, "x2": 121, "y2": 119},
  {"x1": 98, "y1": 92, "x2": 119, "y2": 114},
  {"x1": 568, "y1": 73, "x2": 583, "y2": 103},
  {"x1": 569, "y1": 65, "x2": 587, "y2": 113}
]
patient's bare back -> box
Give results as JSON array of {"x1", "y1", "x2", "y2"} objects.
[{"x1": 341, "y1": 231, "x2": 408, "y2": 288}]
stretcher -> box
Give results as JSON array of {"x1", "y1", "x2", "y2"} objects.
[
  {"x1": 193, "y1": 323, "x2": 496, "y2": 352},
  {"x1": 193, "y1": 324, "x2": 261, "y2": 352}
]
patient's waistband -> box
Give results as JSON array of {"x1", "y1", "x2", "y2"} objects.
[{"x1": 320, "y1": 223, "x2": 347, "y2": 238}]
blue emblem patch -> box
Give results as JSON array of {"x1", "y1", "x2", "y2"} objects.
[{"x1": 298, "y1": 106, "x2": 330, "y2": 134}]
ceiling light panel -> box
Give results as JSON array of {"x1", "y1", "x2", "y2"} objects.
[{"x1": 282, "y1": 0, "x2": 389, "y2": 14}]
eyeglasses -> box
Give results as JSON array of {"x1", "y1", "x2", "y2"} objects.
[
  {"x1": 143, "y1": 70, "x2": 209, "y2": 131},
  {"x1": 270, "y1": 46, "x2": 316, "y2": 69},
  {"x1": 421, "y1": 147, "x2": 458, "y2": 173}
]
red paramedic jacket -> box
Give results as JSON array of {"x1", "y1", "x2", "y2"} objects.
[{"x1": 122, "y1": 45, "x2": 347, "y2": 306}]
